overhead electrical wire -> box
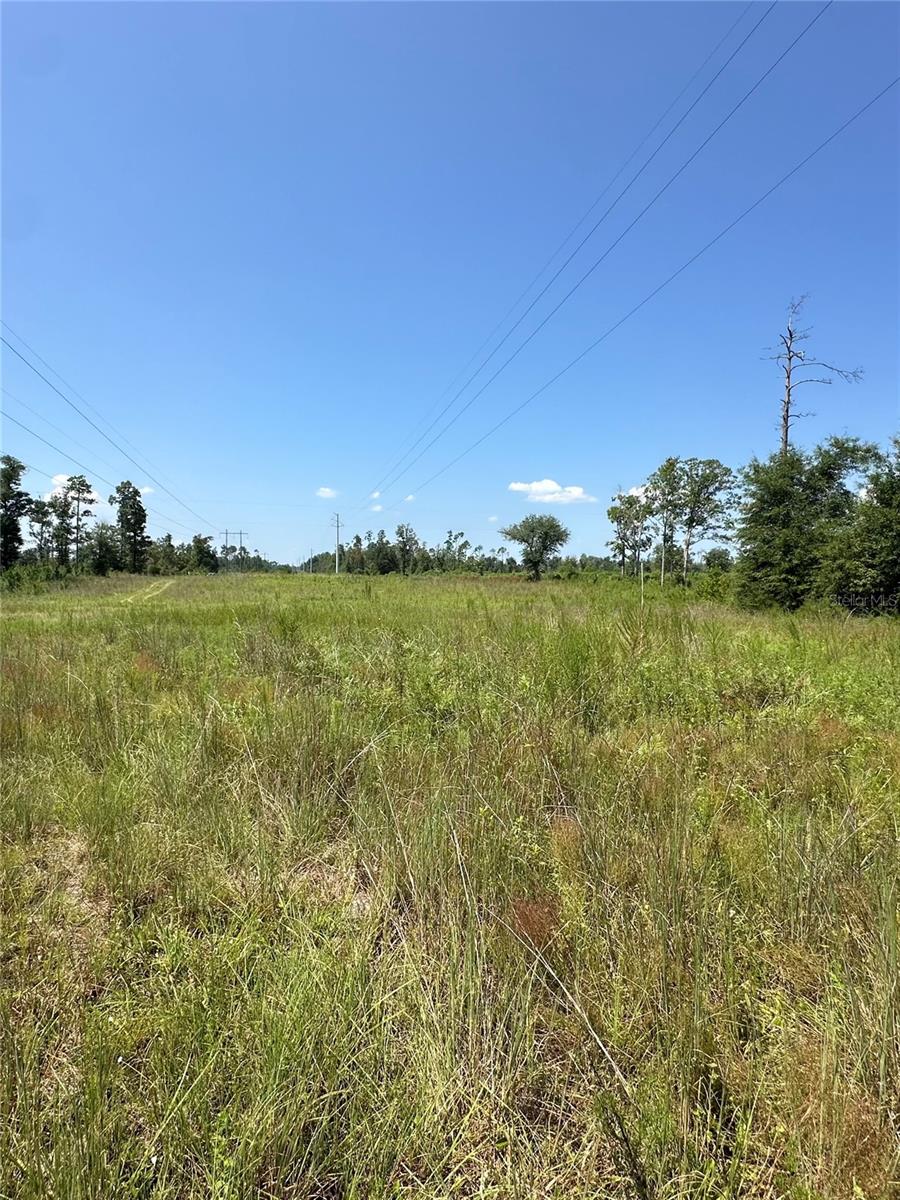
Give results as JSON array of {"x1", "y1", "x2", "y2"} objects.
[
  {"x1": 4, "y1": 412, "x2": 202, "y2": 536},
  {"x1": 364, "y1": 0, "x2": 780, "y2": 505},
  {"x1": 376, "y1": 0, "x2": 834, "y2": 503},
  {"x1": 1, "y1": 335, "x2": 217, "y2": 532},
  {"x1": 1, "y1": 320, "x2": 181, "y2": 489},
  {"x1": 3, "y1": 387, "x2": 126, "y2": 478},
  {"x1": 396, "y1": 77, "x2": 899, "y2": 502},
  {"x1": 19, "y1": 462, "x2": 183, "y2": 538}
]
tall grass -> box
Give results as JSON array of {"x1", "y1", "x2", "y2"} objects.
[{"x1": 2, "y1": 573, "x2": 898, "y2": 1198}]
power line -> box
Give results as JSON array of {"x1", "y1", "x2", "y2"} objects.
[
  {"x1": 361, "y1": 2, "x2": 758, "y2": 504},
  {"x1": 366, "y1": 0, "x2": 778, "y2": 503},
  {"x1": 378, "y1": 0, "x2": 833, "y2": 502},
  {"x1": 403, "y1": 76, "x2": 899, "y2": 501},
  {"x1": 17, "y1": 462, "x2": 188, "y2": 538},
  {"x1": 3, "y1": 411, "x2": 201, "y2": 535},
  {"x1": 1, "y1": 320, "x2": 181, "y2": 488},
  {"x1": 3, "y1": 387, "x2": 125, "y2": 477},
  {"x1": 1, "y1": 335, "x2": 217, "y2": 532}
]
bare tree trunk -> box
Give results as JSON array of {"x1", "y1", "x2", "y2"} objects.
[
  {"x1": 780, "y1": 323, "x2": 794, "y2": 457},
  {"x1": 682, "y1": 539, "x2": 690, "y2": 585},
  {"x1": 660, "y1": 539, "x2": 666, "y2": 587}
]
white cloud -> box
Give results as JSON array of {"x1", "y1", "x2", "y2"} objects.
[
  {"x1": 370, "y1": 503, "x2": 383, "y2": 512},
  {"x1": 508, "y1": 478, "x2": 597, "y2": 505},
  {"x1": 488, "y1": 515, "x2": 498, "y2": 523},
  {"x1": 370, "y1": 490, "x2": 381, "y2": 500},
  {"x1": 140, "y1": 486, "x2": 154, "y2": 496},
  {"x1": 316, "y1": 486, "x2": 338, "y2": 499},
  {"x1": 627, "y1": 485, "x2": 647, "y2": 499},
  {"x1": 403, "y1": 494, "x2": 414, "y2": 503}
]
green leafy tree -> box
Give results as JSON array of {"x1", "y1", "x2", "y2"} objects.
[
  {"x1": 394, "y1": 524, "x2": 419, "y2": 575},
  {"x1": 645, "y1": 456, "x2": 681, "y2": 586},
  {"x1": 0, "y1": 455, "x2": 31, "y2": 568},
  {"x1": 735, "y1": 437, "x2": 876, "y2": 610},
  {"x1": 48, "y1": 492, "x2": 74, "y2": 567},
  {"x1": 28, "y1": 498, "x2": 54, "y2": 563},
  {"x1": 606, "y1": 492, "x2": 651, "y2": 577},
  {"x1": 189, "y1": 534, "x2": 218, "y2": 573},
  {"x1": 676, "y1": 458, "x2": 735, "y2": 584},
  {"x1": 148, "y1": 533, "x2": 179, "y2": 575},
  {"x1": 109, "y1": 481, "x2": 150, "y2": 573},
  {"x1": 500, "y1": 514, "x2": 569, "y2": 581},
  {"x1": 814, "y1": 437, "x2": 900, "y2": 608},
  {"x1": 345, "y1": 534, "x2": 366, "y2": 574},
  {"x1": 86, "y1": 521, "x2": 122, "y2": 575},
  {"x1": 370, "y1": 530, "x2": 398, "y2": 575}
]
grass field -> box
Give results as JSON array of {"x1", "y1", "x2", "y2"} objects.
[{"x1": 2, "y1": 573, "x2": 898, "y2": 1199}]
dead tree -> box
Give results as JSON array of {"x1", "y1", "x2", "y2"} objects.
[{"x1": 769, "y1": 296, "x2": 863, "y2": 456}]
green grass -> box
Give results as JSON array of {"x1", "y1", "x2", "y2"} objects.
[{"x1": 2, "y1": 572, "x2": 898, "y2": 1199}]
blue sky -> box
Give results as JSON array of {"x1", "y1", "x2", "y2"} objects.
[{"x1": 3, "y1": 1, "x2": 898, "y2": 563}]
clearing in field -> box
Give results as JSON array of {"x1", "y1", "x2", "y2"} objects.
[{"x1": 2, "y1": 574, "x2": 898, "y2": 1198}]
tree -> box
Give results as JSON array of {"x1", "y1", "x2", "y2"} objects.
[
  {"x1": 0, "y1": 455, "x2": 31, "y2": 568},
  {"x1": 65, "y1": 474, "x2": 95, "y2": 565},
  {"x1": 769, "y1": 297, "x2": 863, "y2": 456},
  {"x1": 606, "y1": 492, "x2": 651, "y2": 577},
  {"x1": 704, "y1": 547, "x2": 732, "y2": 572},
  {"x1": 345, "y1": 534, "x2": 366, "y2": 574},
  {"x1": 48, "y1": 492, "x2": 74, "y2": 566},
  {"x1": 645, "y1": 457, "x2": 681, "y2": 586},
  {"x1": 500, "y1": 514, "x2": 569, "y2": 581},
  {"x1": 109, "y1": 481, "x2": 150, "y2": 573},
  {"x1": 814, "y1": 437, "x2": 900, "y2": 609},
  {"x1": 735, "y1": 437, "x2": 876, "y2": 610},
  {"x1": 148, "y1": 533, "x2": 179, "y2": 575},
  {"x1": 28, "y1": 498, "x2": 54, "y2": 563},
  {"x1": 188, "y1": 534, "x2": 218, "y2": 573},
  {"x1": 86, "y1": 521, "x2": 122, "y2": 575},
  {"x1": 676, "y1": 458, "x2": 734, "y2": 584},
  {"x1": 394, "y1": 524, "x2": 419, "y2": 576}
]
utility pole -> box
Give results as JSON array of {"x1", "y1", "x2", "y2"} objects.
[
  {"x1": 309, "y1": 547, "x2": 314, "y2": 574},
  {"x1": 331, "y1": 513, "x2": 341, "y2": 575},
  {"x1": 221, "y1": 530, "x2": 248, "y2": 573}
]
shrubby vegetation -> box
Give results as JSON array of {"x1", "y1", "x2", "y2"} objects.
[{"x1": 2, "y1": 573, "x2": 898, "y2": 1196}]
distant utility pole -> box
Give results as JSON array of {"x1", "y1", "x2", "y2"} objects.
[
  {"x1": 331, "y1": 513, "x2": 341, "y2": 575},
  {"x1": 222, "y1": 530, "x2": 248, "y2": 573},
  {"x1": 309, "y1": 547, "x2": 314, "y2": 575}
]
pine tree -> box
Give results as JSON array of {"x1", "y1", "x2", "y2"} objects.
[
  {"x1": 109, "y1": 482, "x2": 150, "y2": 573},
  {"x1": 0, "y1": 455, "x2": 31, "y2": 568},
  {"x1": 735, "y1": 438, "x2": 876, "y2": 610},
  {"x1": 66, "y1": 474, "x2": 95, "y2": 565}
]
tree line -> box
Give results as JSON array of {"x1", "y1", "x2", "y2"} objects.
[
  {"x1": 2, "y1": 301, "x2": 897, "y2": 610},
  {"x1": 0, "y1": 468, "x2": 287, "y2": 584}
]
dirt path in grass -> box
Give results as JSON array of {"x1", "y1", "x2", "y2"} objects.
[{"x1": 121, "y1": 579, "x2": 173, "y2": 604}]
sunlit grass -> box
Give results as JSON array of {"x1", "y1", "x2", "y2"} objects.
[{"x1": 2, "y1": 573, "x2": 898, "y2": 1197}]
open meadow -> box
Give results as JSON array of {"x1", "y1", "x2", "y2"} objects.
[{"x1": 2, "y1": 573, "x2": 898, "y2": 1199}]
